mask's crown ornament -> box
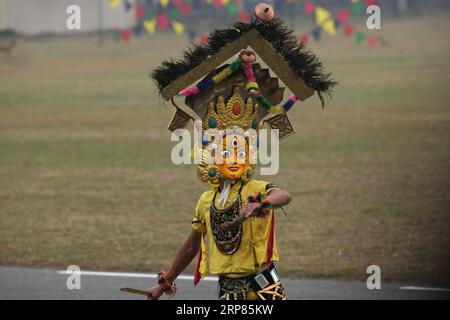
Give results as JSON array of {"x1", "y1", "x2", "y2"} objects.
[{"x1": 203, "y1": 87, "x2": 259, "y2": 132}]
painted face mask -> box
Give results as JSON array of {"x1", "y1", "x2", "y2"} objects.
[{"x1": 215, "y1": 134, "x2": 250, "y2": 181}]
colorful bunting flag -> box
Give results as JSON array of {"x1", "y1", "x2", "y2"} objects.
[
  {"x1": 135, "y1": 6, "x2": 145, "y2": 18},
  {"x1": 168, "y1": 8, "x2": 180, "y2": 21},
  {"x1": 337, "y1": 9, "x2": 350, "y2": 24},
  {"x1": 180, "y1": 4, "x2": 191, "y2": 17},
  {"x1": 109, "y1": 0, "x2": 121, "y2": 9},
  {"x1": 299, "y1": 34, "x2": 309, "y2": 45},
  {"x1": 143, "y1": 19, "x2": 156, "y2": 34},
  {"x1": 352, "y1": 1, "x2": 365, "y2": 16},
  {"x1": 227, "y1": 3, "x2": 238, "y2": 16},
  {"x1": 239, "y1": 10, "x2": 249, "y2": 23},
  {"x1": 157, "y1": 13, "x2": 169, "y2": 30},
  {"x1": 199, "y1": 33, "x2": 208, "y2": 45},
  {"x1": 316, "y1": 7, "x2": 336, "y2": 36},
  {"x1": 305, "y1": 1, "x2": 315, "y2": 16},
  {"x1": 159, "y1": 0, "x2": 170, "y2": 8},
  {"x1": 124, "y1": 0, "x2": 132, "y2": 11},
  {"x1": 367, "y1": 36, "x2": 378, "y2": 47},
  {"x1": 121, "y1": 29, "x2": 131, "y2": 43},
  {"x1": 172, "y1": 21, "x2": 185, "y2": 35},
  {"x1": 133, "y1": 24, "x2": 143, "y2": 37},
  {"x1": 107, "y1": 0, "x2": 383, "y2": 49},
  {"x1": 344, "y1": 24, "x2": 354, "y2": 37},
  {"x1": 312, "y1": 27, "x2": 322, "y2": 41},
  {"x1": 355, "y1": 31, "x2": 367, "y2": 44}
]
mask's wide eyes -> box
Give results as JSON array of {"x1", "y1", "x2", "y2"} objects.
[
  {"x1": 237, "y1": 150, "x2": 247, "y2": 159},
  {"x1": 221, "y1": 150, "x2": 232, "y2": 158}
]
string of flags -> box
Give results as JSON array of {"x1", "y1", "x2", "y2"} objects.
[
  {"x1": 109, "y1": 0, "x2": 385, "y2": 48},
  {"x1": 299, "y1": 0, "x2": 385, "y2": 48}
]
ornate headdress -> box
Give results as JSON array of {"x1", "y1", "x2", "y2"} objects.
[{"x1": 150, "y1": 3, "x2": 336, "y2": 185}]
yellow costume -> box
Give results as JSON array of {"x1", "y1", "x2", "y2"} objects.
[{"x1": 192, "y1": 179, "x2": 279, "y2": 278}]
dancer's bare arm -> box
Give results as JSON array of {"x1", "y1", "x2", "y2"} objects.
[{"x1": 146, "y1": 229, "x2": 201, "y2": 300}]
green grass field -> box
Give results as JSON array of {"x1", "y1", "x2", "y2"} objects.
[{"x1": 1, "y1": 15, "x2": 449, "y2": 285}]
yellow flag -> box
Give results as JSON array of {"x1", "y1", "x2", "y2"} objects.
[
  {"x1": 172, "y1": 21, "x2": 185, "y2": 36},
  {"x1": 109, "y1": 0, "x2": 121, "y2": 9},
  {"x1": 160, "y1": 0, "x2": 170, "y2": 7},
  {"x1": 143, "y1": 19, "x2": 156, "y2": 34},
  {"x1": 222, "y1": 0, "x2": 230, "y2": 5},
  {"x1": 316, "y1": 6, "x2": 336, "y2": 36}
]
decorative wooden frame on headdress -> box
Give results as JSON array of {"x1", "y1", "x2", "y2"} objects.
[{"x1": 151, "y1": 17, "x2": 336, "y2": 139}]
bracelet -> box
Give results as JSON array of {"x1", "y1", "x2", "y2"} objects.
[
  {"x1": 157, "y1": 271, "x2": 177, "y2": 297},
  {"x1": 248, "y1": 192, "x2": 273, "y2": 217}
]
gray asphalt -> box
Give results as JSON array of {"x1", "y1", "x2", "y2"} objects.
[{"x1": 0, "y1": 266, "x2": 449, "y2": 300}]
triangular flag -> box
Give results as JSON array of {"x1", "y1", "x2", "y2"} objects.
[
  {"x1": 343, "y1": 23, "x2": 354, "y2": 37},
  {"x1": 124, "y1": 0, "x2": 132, "y2": 11},
  {"x1": 365, "y1": 0, "x2": 378, "y2": 6},
  {"x1": 355, "y1": 31, "x2": 366, "y2": 44},
  {"x1": 160, "y1": 0, "x2": 170, "y2": 7},
  {"x1": 109, "y1": 0, "x2": 121, "y2": 9},
  {"x1": 352, "y1": 1, "x2": 365, "y2": 16},
  {"x1": 337, "y1": 9, "x2": 350, "y2": 23},
  {"x1": 299, "y1": 34, "x2": 309, "y2": 45},
  {"x1": 135, "y1": 6, "x2": 145, "y2": 18},
  {"x1": 334, "y1": 18, "x2": 341, "y2": 30},
  {"x1": 180, "y1": 3, "x2": 191, "y2": 17},
  {"x1": 227, "y1": 3, "x2": 238, "y2": 16},
  {"x1": 168, "y1": 8, "x2": 180, "y2": 21},
  {"x1": 199, "y1": 33, "x2": 208, "y2": 45},
  {"x1": 312, "y1": 27, "x2": 322, "y2": 41},
  {"x1": 305, "y1": 1, "x2": 315, "y2": 15},
  {"x1": 239, "y1": 10, "x2": 249, "y2": 23},
  {"x1": 133, "y1": 24, "x2": 143, "y2": 37},
  {"x1": 316, "y1": 7, "x2": 336, "y2": 36},
  {"x1": 172, "y1": 21, "x2": 185, "y2": 35},
  {"x1": 187, "y1": 29, "x2": 197, "y2": 41},
  {"x1": 121, "y1": 29, "x2": 131, "y2": 43},
  {"x1": 143, "y1": 19, "x2": 156, "y2": 34},
  {"x1": 113, "y1": 32, "x2": 121, "y2": 43},
  {"x1": 367, "y1": 36, "x2": 378, "y2": 48},
  {"x1": 157, "y1": 13, "x2": 169, "y2": 30}
]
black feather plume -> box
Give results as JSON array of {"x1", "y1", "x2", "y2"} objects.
[{"x1": 150, "y1": 18, "x2": 336, "y2": 102}]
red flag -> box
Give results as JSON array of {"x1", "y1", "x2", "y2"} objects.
[
  {"x1": 181, "y1": 3, "x2": 191, "y2": 17},
  {"x1": 239, "y1": 10, "x2": 249, "y2": 23},
  {"x1": 121, "y1": 29, "x2": 131, "y2": 43},
  {"x1": 299, "y1": 34, "x2": 309, "y2": 45},
  {"x1": 199, "y1": 33, "x2": 208, "y2": 45},
  {"x1": 365, "y1": 0, "x2": 378, "y2": 6},
  {"x1": 337, "y1": 9, "x2": 350, "y2": 23},
  {"x1": 367, "y1": 36, "x2": 378, "y2": 48},
  {"x1": 344, "y1": 23, "x2": 354, "y2": 37},
  {"x1": 157, "y1": 13, "x2": 169, "y2": 30},
  {"x1": 304, "y1": 1, "x2": 315, "y2": 16},
  {"x1": 135, "y1": 6, "x2": 144, "y2": 18}
]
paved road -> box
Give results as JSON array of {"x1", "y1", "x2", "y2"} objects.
[{"x1": 0, "y1": 266, "x2": 449, "y2": 300}]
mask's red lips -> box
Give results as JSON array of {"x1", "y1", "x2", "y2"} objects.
[{"x1": 227, "y1": 166, "x2": 240, "y2": 172}]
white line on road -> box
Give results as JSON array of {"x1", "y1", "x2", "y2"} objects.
[
  {"x1": 57, "y1": 270, "x2": 218, "y2": 282},
  {"x1": 399, "y1": 286, "x2": 450, "y2": 292}
]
